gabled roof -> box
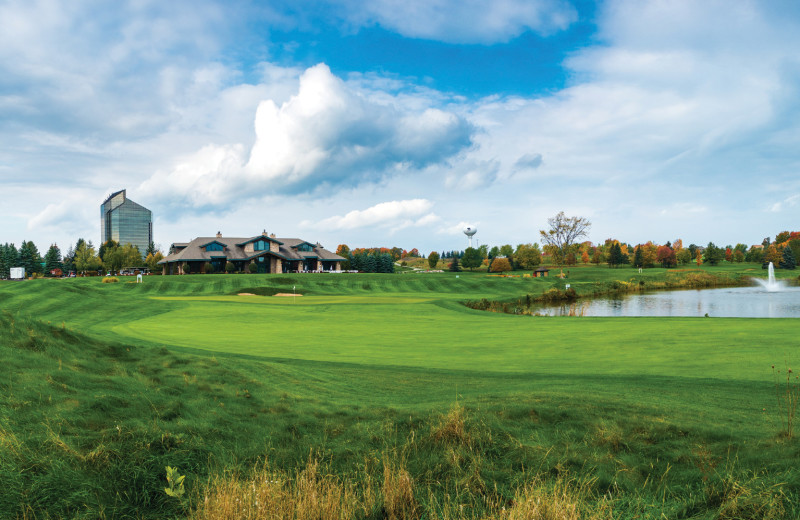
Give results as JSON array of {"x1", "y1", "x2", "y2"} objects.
[
  {"x1": 199, "y1": 240, "x2": 227, "y2": 248},
  {"x1": 236, "y1": 234, "x2": 284, "y2": 246},
  {"x1": 158, "y1": 234, "x2": 345, "y2": 264},
  {"x1": 159, "y1": 236, "x2": 251, "y2": 264}
]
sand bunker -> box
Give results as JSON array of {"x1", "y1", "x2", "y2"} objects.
[
  {"x1": 274, "y1": 293, "x2": 302, "y2": 297},
  {"x1": 237, "y1": 292, "x2": 255, "y2": 296}
]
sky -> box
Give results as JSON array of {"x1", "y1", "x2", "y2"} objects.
[{"x1": 2, "y1": 0, "x2": 800, "y2": 255}]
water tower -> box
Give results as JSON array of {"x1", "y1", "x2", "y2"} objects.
[{"x1": 463, "y1": 226, "x2": 477, "y2": 248}]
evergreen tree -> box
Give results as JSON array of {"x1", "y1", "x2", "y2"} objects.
[
  {"x1": 790, "y1": 239, "x2": 800, "y2": 267},
  {"x1": 377, "y1": 253, "x2": 394, "y2": 273},
  {"x1": 780, "y1": 245, "x2": 797, "y2": 270},
  {"x1": 704, "y1": 242, "x2": 725, "y2": 266},
  {"x1": 607, "y1": 243, "x2": 621, "y2": 268},
  {"x1": 365, "y1": 254, "x2": 378, "y2": 273},
  {"x1": 146, "y1": 241, "x2": 157, "y2": 257},
  {"x1": 633, "y1": 246, "x2": 644, "y2": 268},
  {"x1": 44, "y1": 244, "x2": 62, "y2": 275},
  {"x1": 449, "y1": 256, "x2": 461, "y2": 272},
  {"x1": 62, "y1": 245, "x2": 76, "y2": 274},
  {"x1": 349, "y1": 253, "x2": 362, "y2": 272},
  {"x1": 18, "y1": 240, "x2": 43, "y2": 274},
  {"x1": 18, "y1": 241, "x2": 32, "y2": 274},
  {"x1": 2, "y1": 243, "x2": 19, "y2": 278},
  {"x1": 0, "y1": 244, "x2": 8, "y2": 278}
]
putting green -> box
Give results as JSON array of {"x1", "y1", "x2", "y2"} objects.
[{"x1": 112, "y1": 295, "x2": 796, "y2": 381}]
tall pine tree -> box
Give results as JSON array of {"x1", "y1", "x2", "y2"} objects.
[
  {"x1": 780, "y1": 245, "x2": 797, "y2": 270},
  {"x1": 18, "y1": 240, "x2": 43, "y2": 275},
  {"x1": 0, "y1": 244, "x2": 10, "y2": 278},
  {"x1": 365, "y1": 254, "x2": 378, "y2": 273},
  {"x1": 607, "y1": 243, "x2": 623, "y2": 268},
  {"x1": 62, "y1": 245, "x2": 76, "y2": 274},
  {"x1": 633, "y1": 246, "x2": 644, "y2": 268},
  {"x1": 44, "y1": 244, "x2": 63, "y2": 275}
]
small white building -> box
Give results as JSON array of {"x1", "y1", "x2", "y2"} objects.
[{"x1": 10, "y1": 267, "x2": 25, "y2": 280}]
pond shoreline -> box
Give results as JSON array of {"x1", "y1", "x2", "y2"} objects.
[{"x1": 464, "y1": 270, "x2": 794, "y2": 316}]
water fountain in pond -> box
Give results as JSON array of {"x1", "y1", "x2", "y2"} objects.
[{"x1": 754, "y1": 262, "x2": 786, "y2": 292}]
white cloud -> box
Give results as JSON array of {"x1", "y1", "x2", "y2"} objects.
[
  {"x1": 307, "y1": 199, "x2": 435, "y2": 230},
  {"x1": 770, "y1": 194, "x2": 800, "y2": 213},
  {"x1": 27, "y1": 201, "x2": 75, "y2": 231},
  {"x1": 342, "y1": 0, "x2": 577, "y2": 43},
  {"x1": 445, "y1": 160, "x2": 499, "y2": 190},
  {"x1": 460, "y1": 0, "x2": 800, "y2": 190},
  {"x1": 140, "y1": 143, "x2": 247, "y2": 209},
  {"x1": 142, "y1": 63, "x2": 472, "y2": 211},
  {"x1": 23, "y1": 189, "x2": 99, "y2": 245},
  {"x1": 414, "y1": 213, "x2": 441, "y2": 226}
]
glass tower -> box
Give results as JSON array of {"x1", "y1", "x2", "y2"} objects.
[{"x1": 100, "y1": 189, "x2": 152, "y2": 260}]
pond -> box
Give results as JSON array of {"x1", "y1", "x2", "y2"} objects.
[{"x1": 533, "y1": 285, "x2": 800, "y2": 318}]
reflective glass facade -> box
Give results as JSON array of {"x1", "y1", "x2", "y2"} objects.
[{"x1": 100, "y1": 189, "x2": 152, "y2": 260}]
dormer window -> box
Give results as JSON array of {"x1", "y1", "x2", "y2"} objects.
[
  {"x1": 254, "y1": 239, "x2": 270, "y2": 251},
  {"x1": 206, "y1": 243, "x2": 224, "y2": 252},
  {"x1": 297, "y1": 243, "x2": 313, "y2": 252}
]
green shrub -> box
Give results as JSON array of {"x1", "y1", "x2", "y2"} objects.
[
  {"x1": 248, "y1": 261, "x2": 258, "y2": 274},
  {"x1": 225, "y1": 262, "x2": 236, "y2": 273}
]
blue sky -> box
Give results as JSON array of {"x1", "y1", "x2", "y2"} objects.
[{"x1": 2, "y1": 0, "x2": 799, "y2": 255}]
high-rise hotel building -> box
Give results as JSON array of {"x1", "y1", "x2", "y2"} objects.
[{"x1": 100, "y1": 189, "x2": 152, "y2": 259}]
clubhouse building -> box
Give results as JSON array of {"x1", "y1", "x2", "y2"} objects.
[{"x1": 158, "y1": 231, "x2": 345, "y2": 275}]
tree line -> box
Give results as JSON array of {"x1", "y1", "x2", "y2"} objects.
[
  {"x1": 4, "y1": 215, "x2": 797, "y2": 279},
  {"x1": 0, "y1": 238, "x2": 165, "y2": 279},
  {"x1": 332, "y1": 213, "x2": 799, "y2": 275}
]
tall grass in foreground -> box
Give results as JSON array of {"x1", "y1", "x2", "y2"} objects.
[
  {"x1": 191, "y1": 447, "x2": 791, "y2": 519},
  {"x1": 191, "y1": 456, "x2": 616, "y2": 520}
]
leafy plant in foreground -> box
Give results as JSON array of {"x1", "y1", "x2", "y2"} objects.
[{"x1": 165, "y1": 466, "x2": 186, "y2": 499}]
